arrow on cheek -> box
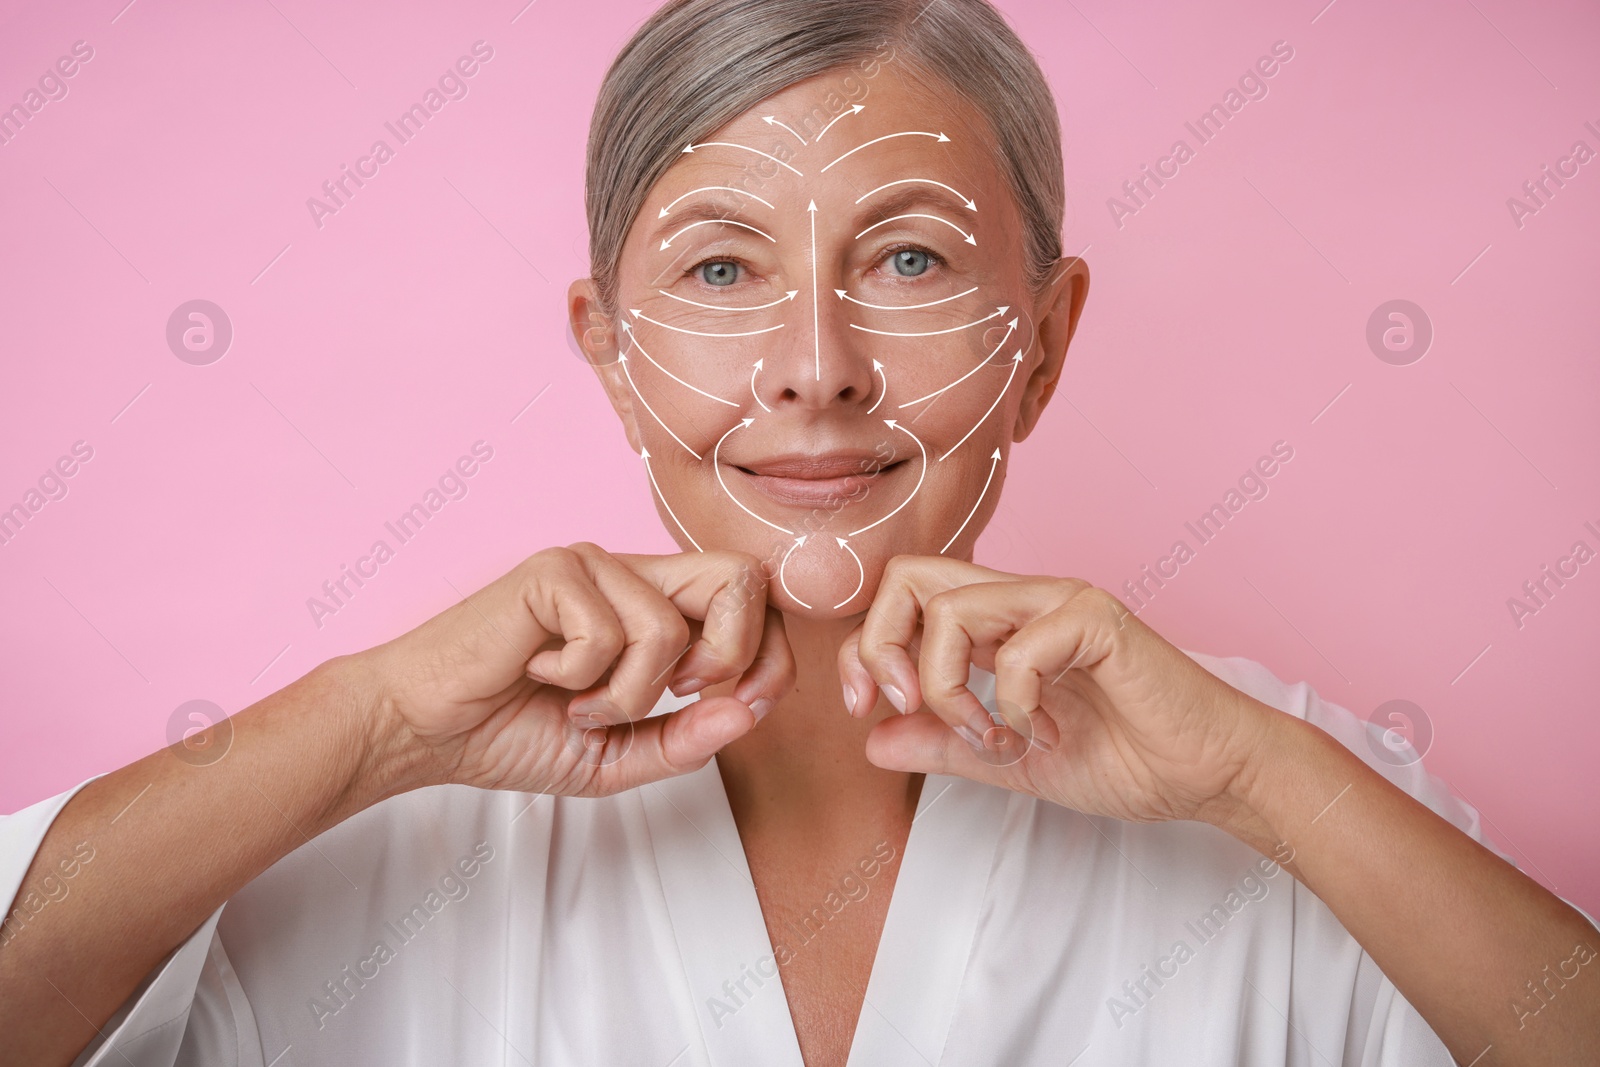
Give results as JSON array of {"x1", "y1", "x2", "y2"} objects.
[
  {"x1": 939, "y1": 351, "x2": 1024, "y2": 463},
  {"x1": 641, "y1": 447, "x2": 704, "y2": 552},
  {"x1": 940, "y1": 448, "x2": 1002, "y2": 555}
]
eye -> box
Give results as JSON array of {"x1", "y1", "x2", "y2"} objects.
[
  {"x1": 889, "y1": 249, "x2": 934, "y2": 278},
  {"x1": 696, "y1": 260, "x2": 741, "y2": 286}
]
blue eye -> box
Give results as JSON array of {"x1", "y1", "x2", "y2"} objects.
[
  {"x1": 890, "y1": 249, "x2": 931, "y2": 277},
  {"x1": 699, "y1": 260, "x2": 740, "y2": 286}
]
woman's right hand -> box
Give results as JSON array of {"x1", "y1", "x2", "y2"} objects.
[{"x1": 352, "y1": 543, "x2": 793, "y2": 796}]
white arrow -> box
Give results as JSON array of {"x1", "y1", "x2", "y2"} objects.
[
  {"x1": 779, "y1": 536, "x2": 813, "y2": 609},
  {"x1": 851, "y1": 306, "x2": 1008, "y2": 338},
  {"x1": 833, "y1": 537, "x2": 865, "y2": 610},
  {"x1": 899, "y1": 323, "x2": 1018, "y2": 408},
  {"x1": 659, "y1": 289, "x2": 799, "y2": 312},
  {"x1": 848, "y1": 420, "x2": 926, "y2": 537},
  {"x1": 619, "y1": 352, "x2": 702, "y2": 460},
  {"x1": 866, "y1": 359, "x2": 887, "y2": 414},
  {"x1": 619, "y1": 323, "x2": 737, "y2": 407},
  {"x1": 822, "y1": 131, "x2": 950, "y2": 173},
  {"x1": 835, "y1": 285, "x2": 978, "y2": 311},
  {"x1": 660, "y1": 186, "x2": 775, "y2": 218},
  {"x1": 856, "y1": 178, "x2": 976, "y2": 212},
  {"x1": 939, "y1": 448, "x2": 1001, "y2": 554},
  {"x1": 816, "y1": 104, "x2": 864, "y2": 142},
  {"x1": 762, "y1": 115, "x2": 808, "y2": 145},
  {"x1": 809, "y1": 200, "x2": 821, "y2": 381},
  {"x1": 684, "y1": 141, "x2": 804, "y2": 176},
  {"x1": 750, "y1": 359, "x2": 770, "y2": 412},
  {"x1": 632, "y1": 309, "x2": 785, "y2": 339},
  {"x1": 940, "y1": 351, "x2": 1024, "y2": 463},
  {"x1": 661, "y1": 218, "x2": 775, "y2": 250},
  {"x1": 856, "y1": 213, "x2": 975, "y2": 246},
  {"x1": 714, "y1": 419, "x2": 794, "y2": 535},
  {"x1": 641, "y1": 447, "x2": 703, "y2": 552}
]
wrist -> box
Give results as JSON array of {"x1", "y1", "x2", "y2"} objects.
[
  {"x1": 316, "y1": 653, "x2": 452, "y2": 805},
  {"x1": 1200, "y1": 698, "x2": 1323, "y2": 860}
]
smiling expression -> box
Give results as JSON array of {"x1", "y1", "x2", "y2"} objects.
[{"x1": 570, "y1": 61, "x2": 1087, "y2": 618}]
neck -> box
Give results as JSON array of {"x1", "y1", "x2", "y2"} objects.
[{"x1": 711, "y1": 611, "x2": 921, "y2": 840}]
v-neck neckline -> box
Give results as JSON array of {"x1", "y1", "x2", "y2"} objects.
[{"x1": 640, "y1": 670, "x2": 1012, "y2": 1067}]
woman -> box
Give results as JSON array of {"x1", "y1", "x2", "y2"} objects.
[{"x1": 1, "y1": 0, "x2": 1596, "y2": 1064}]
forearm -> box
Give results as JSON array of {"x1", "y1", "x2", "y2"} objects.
[
  {"x1": 1216, "y1": 705, "x2": 1600, "y2": 1065},
  {"x1": 0, "y1": 654, "x2": 430, "y2": 1067}
]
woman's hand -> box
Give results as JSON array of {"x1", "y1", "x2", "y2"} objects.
[
  {"x1": 354, "y1": 543, "x2": 794, "y2": 796},
  {"x1": 837, "y1": 555, "x2": 1279, "y2": 828}
]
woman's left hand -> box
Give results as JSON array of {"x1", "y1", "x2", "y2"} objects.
[{"x1": 837, "y1": 555, "x2": 1285, "y2": 828}]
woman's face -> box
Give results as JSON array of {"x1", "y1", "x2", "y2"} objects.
[{"x1": 570, "y1": 62, "x2": 1088, "y2": 618}]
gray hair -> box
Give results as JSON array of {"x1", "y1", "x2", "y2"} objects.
[{"x1": 584, "y1": 0, "x2": 1066, "y2": 317}]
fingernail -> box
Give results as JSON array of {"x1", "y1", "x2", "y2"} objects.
[
  {"x1": 953, "y1": 723, "x2": 986, "y2": 751},
  {"x1": 882, "y1": 684, "x2": 907, "y2": 714},
  {"x1": 527, "y1": 665, "x2": 551, "y2": 684},
  {"x1": 841, "y1": 683, "x2": 857, "y2": 715},
  {"x1": 669, "y1": 676, "x2": 706, "y2": 697},
  {"x1": 750, "y1": 697, "x2": 774, "y2": 722}
]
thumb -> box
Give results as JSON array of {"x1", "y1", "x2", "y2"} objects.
[{"x1": 593, "y1": 696, "x2": 757, "y2": 792}]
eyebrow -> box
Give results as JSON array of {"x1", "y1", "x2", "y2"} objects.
[{"x1": 650, "y1": 185, "x2": 976, "y2": 247}]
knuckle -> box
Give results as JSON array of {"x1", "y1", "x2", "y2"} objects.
[{"x1": 993, "y1": 642, "x2": 1032, "y2": 674}]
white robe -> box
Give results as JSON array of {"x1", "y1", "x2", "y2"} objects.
[{"x1": 5, "y1": 650, "x2": 1595, "y2": 1067}]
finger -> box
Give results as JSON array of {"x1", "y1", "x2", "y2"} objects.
[
  {"x1": 613, "y1": 551, "x2": 771, "y2": 692},
  {"x1": 730, "y1": 606, "x2": 796, "y2": 721},
  {"x1": 560, "y1": 544, "x2": 692, "y2": 723},
  {"x1": 862, "y1": 710, "x2": 1037, "y2": 787},
  {"x1": 992, "y1": 584, "x2": 1130, "y2": 720},
  {"x1": 836, "y1": 626, "x2": 880, "y2": 719},
  {"x1": 587, "y1": 695, "x2": 758, "y2": 793},
  {"x1": 922, "y1": 579, "x2": 1088, "y2": 736},
  {"x1": 857, "y1": 555, "x2": 1019, "y2": 716},
  {"x1": 520, "y1": 549, "x2": 629, "y2": 693}
]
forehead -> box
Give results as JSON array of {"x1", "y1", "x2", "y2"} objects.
[{"x1": 651, "y1": 63, "x2": 1004, "y2": 206}]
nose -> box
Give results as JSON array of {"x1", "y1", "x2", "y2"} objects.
[{"x1": 757, "y1": 232, "x2": 878, "y2": 412}]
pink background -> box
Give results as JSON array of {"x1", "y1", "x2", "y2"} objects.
[{"x1": 1, "y1": 0, "x2": 1596, "y2": 911}]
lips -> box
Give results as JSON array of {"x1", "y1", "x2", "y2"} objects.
[{"x1": 730, "y1": 450, "x2": 907, "y2": 509}]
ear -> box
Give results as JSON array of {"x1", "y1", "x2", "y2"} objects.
[
  {"x1": 568, "y1": 277, "x2": 642, "y2": 455},
  {"x1": 1012, "y1": 256, "x2": 1090, "y2": 443}
]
